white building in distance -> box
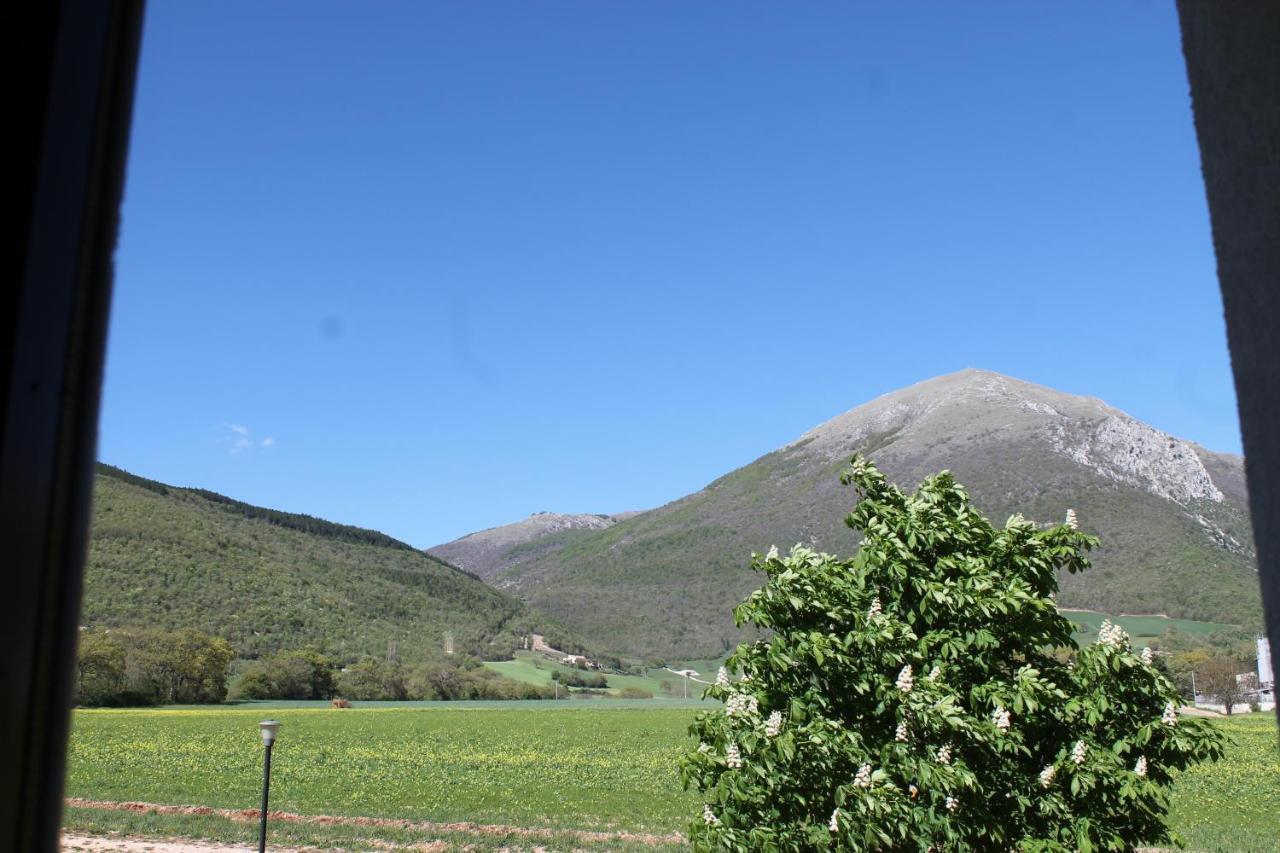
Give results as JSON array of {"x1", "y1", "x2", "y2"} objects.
[{"x1": 1258, "y1": 635, "x2": 1274, "y2": 692}]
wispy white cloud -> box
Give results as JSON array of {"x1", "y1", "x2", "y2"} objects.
[{"x1": 221, "y1": 423, "x2": 277, "y2": 454}]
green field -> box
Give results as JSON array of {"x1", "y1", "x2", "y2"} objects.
[
  {"x1": 484, "y1": 651, "x2": 725, "y2": 698},
  {"x1": 66, "y1": 705, "x2": 694, "y2": 833},
  {"x1": 64, "y1": 706, "x2": 1278, "y2": 851},
  {"x1": 1059, "y1": 609, "x2": 1240, "y2": 645}
]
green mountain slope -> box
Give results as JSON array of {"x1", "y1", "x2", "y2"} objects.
[
  {"x1": 84, "y1": 465, "x2": 538, "y2": 663},
  {"x1": 478, "y1": 370, "x2": 1261, "y2": 659}
]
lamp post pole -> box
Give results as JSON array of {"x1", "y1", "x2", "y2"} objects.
[{"x1": 258, "y1": 720, "x2": 280, "y2": 853}]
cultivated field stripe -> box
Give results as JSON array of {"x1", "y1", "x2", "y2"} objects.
[{"x1": 65, "y1": 799, "x2": 687, "y2": 847}]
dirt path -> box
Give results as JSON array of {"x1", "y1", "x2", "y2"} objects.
[
  {"x1": 66, "y1": 799, "x2": 684, "y2": 848},
  {"x1": 62, "y1": 834, "x2": 311, "y2": 852}
]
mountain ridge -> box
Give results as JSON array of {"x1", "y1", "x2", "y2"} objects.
[
  {"x1": 428, "y1": 510, "x2": 641, "y2": 582},
  {"x1": 441, "y1": 369, "x2": 1258, "y2": 659}
]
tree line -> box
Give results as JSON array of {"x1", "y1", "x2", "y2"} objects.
[
  {"x1": 76, "y1": 627, "x2": 234, "y2": 706},
  {"x1": 230, "y1": 650, "x2": 558, "y2": 701},
  {"x1": 74, "y1": 629, "x2": 561, "y2": 706}
]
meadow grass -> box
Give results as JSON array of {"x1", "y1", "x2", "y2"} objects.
[
  {"x1": 67, "y1": 705, "x2": 697, "y2": 834},
  {"x1": 1166, "y1": 712, "x2": 1279, "y2": 852},
  {"x1": 65, "y1": 705, "x2": 1277, "y2": 851}
]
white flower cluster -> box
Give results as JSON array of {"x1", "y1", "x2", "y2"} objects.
[
  {"x1": 766, "y1": 545, "x2": 779, "y2": 561},
  {"x1": 868, "y1": 596, "x2": 882, "y2": 617},
  {"x1": 727, "y1": 686, "x2": 752, "y2": 712},
  {"x1": 1134, "y1": 756, "x2": 1148, "y2": 778},
  {"x1": 928, "y1": 665, "x2": 941, "y2": 681},
  {"x1": 1097, "y1": 619, "x2": 1129, "y2": 648},
  {"x1": 1141, "y1": 647, "x2": 1154, "y2": 665},
  {"x1": 1162, "y1": 702, "x2": 1178, "y2": 726},
  {"x1": 697, "y1": 742, "x2": 712, "y2": 754},
  {"x1": 828, "y1": 808, "x2": 840, "y2": 832},
  {"x1": 765, "y1": 711, "x2": 783, "y2": 738},
  {"x1": 703, "y1": 804, "x2": 720, "y2": 826},
  {"x1": 992, "y1": 706, "x2": 1011, "y2": 732},
  {"x1": 945, "y1": 795, "x2": 958, "y2": 813},
  {"x1": 853, "y1": 763, "x2": 873, "y2": 788},
  {"x1": 896, "y1": 664, "x2": 914, "y2": 693},
  {"x1": 936, "y1": 744, "x2": 952, "y2": 765},
  {"x1": 1065, "y1": 509, "x2": 1078, "y2": 530},
  {"x1": 1039, "y1": 765, "x2": 1056, "y2": 788},
  {"x1": 726, "y1": 743, "x2": 743, "y2": 769},
  {"x1": 895, "y1": 720, "x2": 909, "y2": 742},
  {"x1": 1072, "y1": 740, "x2": 1088, "y2": 765},
  {"x1": 716, "y1": 666, "x2": 730, "y2": 688},
  {"x1": 725, "y1": 691, "x2": 759, "y2": 718}
]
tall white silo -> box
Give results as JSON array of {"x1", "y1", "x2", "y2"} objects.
[{"x1": 1258, "y1": 635, "x2": 1274, "y2": 691}]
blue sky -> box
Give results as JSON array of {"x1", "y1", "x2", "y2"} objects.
[{"x1": 100, "y1": 1, "x2": 1240, "y2": 548}]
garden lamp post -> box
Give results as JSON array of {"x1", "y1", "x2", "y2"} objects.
[{"x1": 258, "y1": 720, "x2": 280, "y2": 852}]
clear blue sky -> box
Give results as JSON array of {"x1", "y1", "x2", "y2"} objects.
[{"x1": 100, "y1": 1, "x2": 1240, "y2": 548}]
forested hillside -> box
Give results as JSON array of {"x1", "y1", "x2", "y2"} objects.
[{"x1": 84, "y1": 466, "x2": 551, "y2": 664}]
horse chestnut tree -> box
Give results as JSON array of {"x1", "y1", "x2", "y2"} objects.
[{"x1": 681, "y1": 456, "x2": 1223, "y2": 851}]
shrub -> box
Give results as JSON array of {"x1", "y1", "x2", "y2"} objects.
[
  {"x1": 405, "y1": 659, "x2": 556, "y2": 701},
  {"x1": 681, "y1": 456, "x2": 1224, "y2": 851},
  {"x1": 556, "y1": 671, "x2": 608, "y2": 689},
  {"x1": 618, "y1": 687, "x2": 655, "y2": 699},
  {"x1": 337, "y1": 659, "x2": 407, "y2": 701},
  {"x1": 229, "y1": 667, "x2": 274, "y2": 701},
  {"x1": 229, "y1": 648, "x2": 337, "y2": 701}
]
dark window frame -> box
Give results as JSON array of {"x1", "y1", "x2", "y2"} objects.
[{"x1": 1, "y1": 1, "x2": 1275, "y2": 849}]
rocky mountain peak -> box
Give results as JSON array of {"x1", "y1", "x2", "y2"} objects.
[
  {"x1": 796, "y1": 369, "x2": 1234, "y2": 507},
  {"x1": 429, "y1": 511, "x2": 628, "y2": 581}
]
